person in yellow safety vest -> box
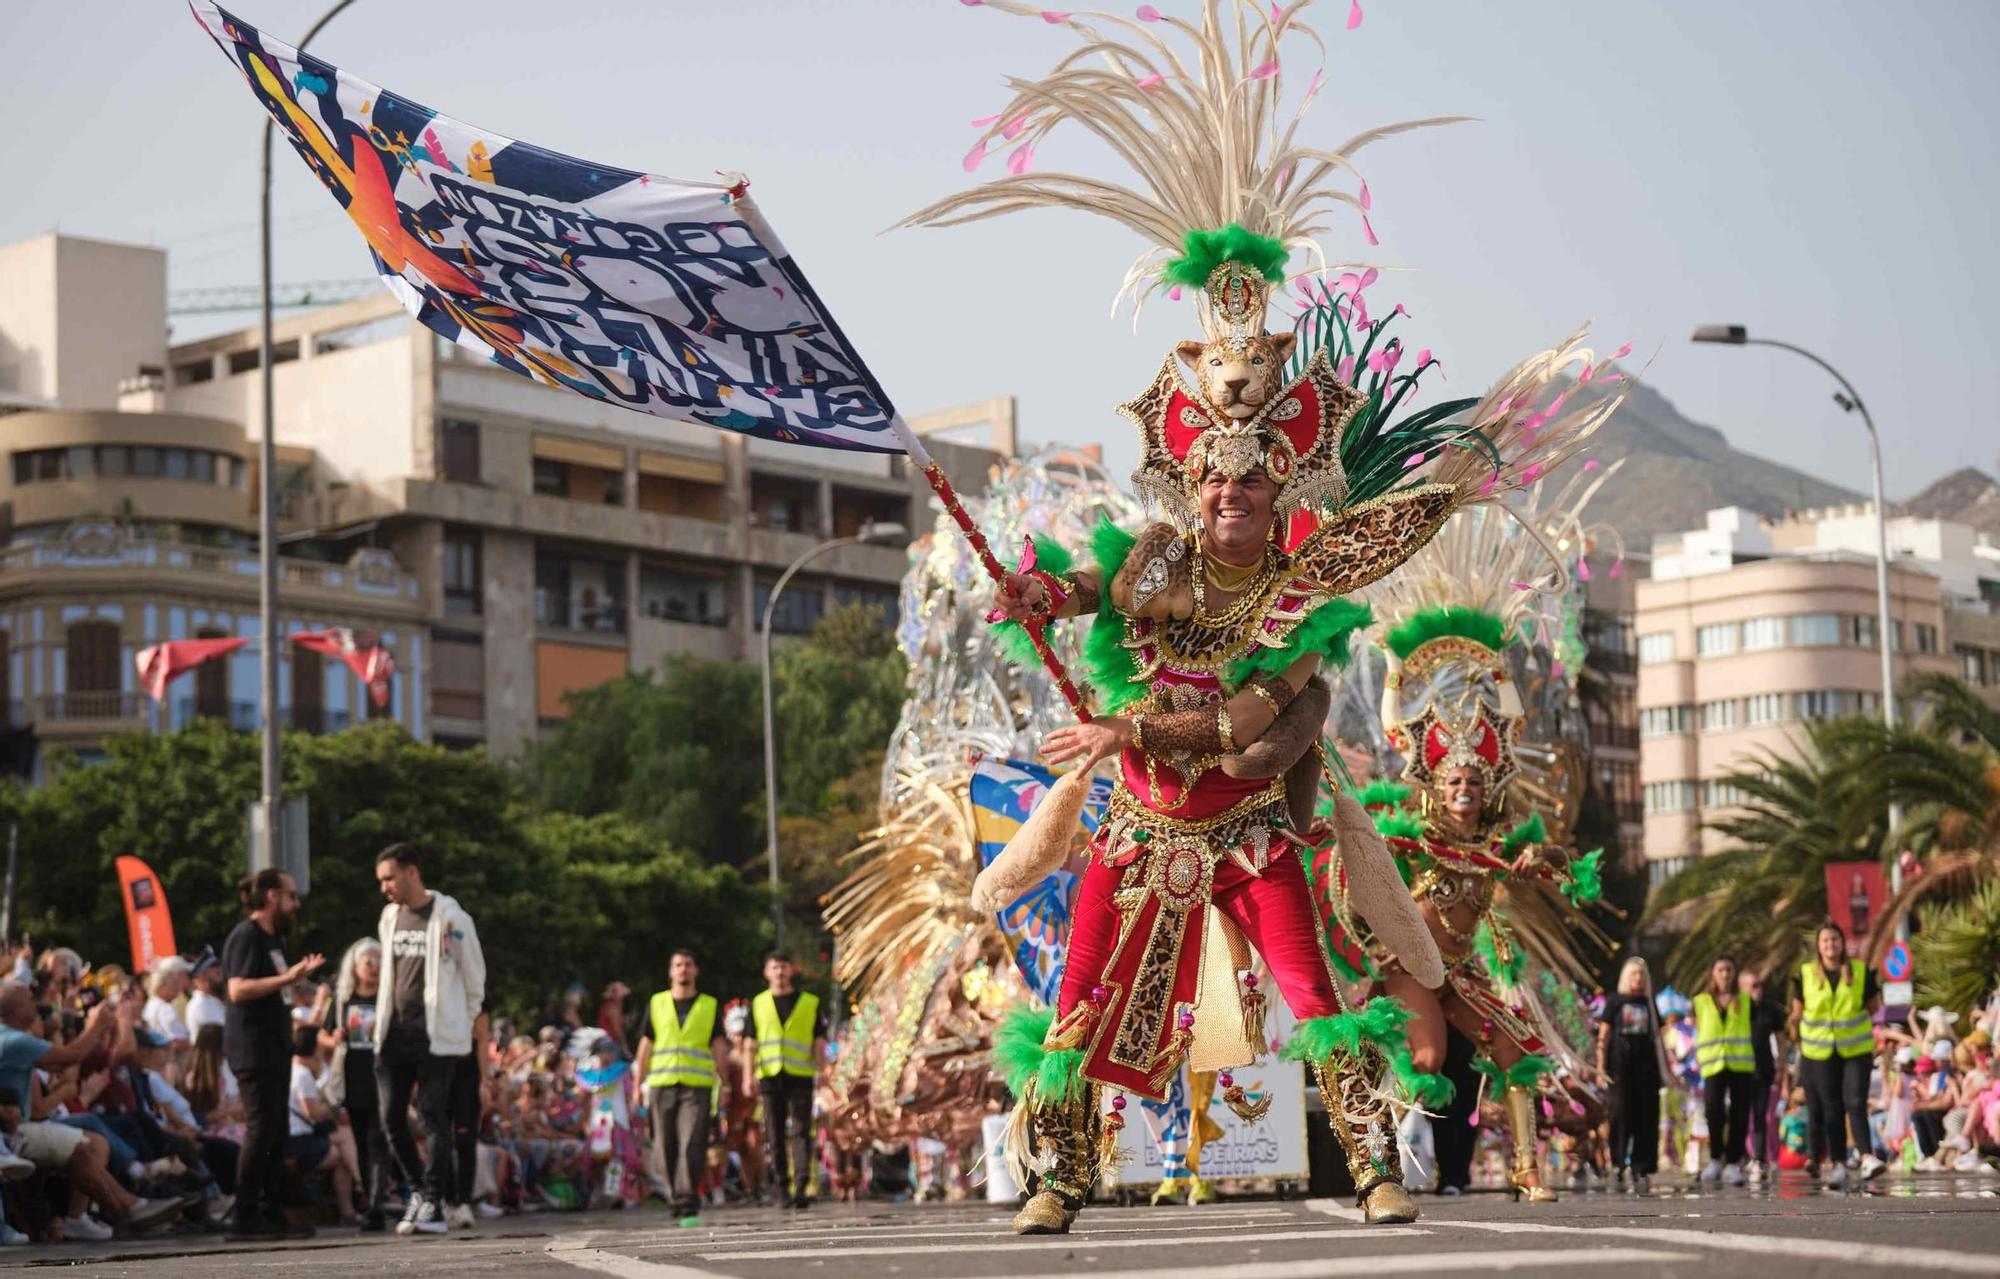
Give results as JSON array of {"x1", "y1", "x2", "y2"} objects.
[
  {"x1": 745, "y1": 951, "x2": 825, "y2": 1210},
  {"x1": 1787, "y1": 921, "x2": 1885, "y2": 1188},
  {"x1": 1693, "y1": 955, "x2": 1757, "y2": 1186},
  {"x1": 633, "y1": 949, "x2": 729, "y2": 1220}
]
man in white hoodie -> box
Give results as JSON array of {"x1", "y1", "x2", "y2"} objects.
[{"x1": 372, "y1": 844, "x2": 485, "y2": 1237}]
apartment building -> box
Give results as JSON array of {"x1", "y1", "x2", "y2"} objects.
[
  {"x1": 0, "y1": 231, "x2": 1010, "y2": 762},
  {"x1": 1581, "y1": 550, "x2": 1645, "y2": 871},
  {"x1": 1634, "y1": 505, "x2": 2000, "y2": 883}
]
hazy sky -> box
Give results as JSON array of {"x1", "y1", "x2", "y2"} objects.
[{"x1": 5, "y1": 0, "x2": 1996, "y2": 500}]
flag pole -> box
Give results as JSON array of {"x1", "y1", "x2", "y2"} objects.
[{"x1": 765, "y1": 245, "x2": 1091, "y2": 723}]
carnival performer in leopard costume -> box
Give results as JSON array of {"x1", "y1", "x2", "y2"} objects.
[{"x1": 907, "y1": 0, "x2": 1631, "y2": 1236}]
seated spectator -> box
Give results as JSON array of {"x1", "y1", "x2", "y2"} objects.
[
  {"x1": 184, "y1": 1025, "x2": 244, "y2": 1141},
  {"x1": 286, "y1": 1025, "x2": 358, "y2": 1222},
  {"x1": 126, "y1": 1028, "x2": 236, "y2": 1218},
  {"x1": 184, "y1": 952, "x2": 228, "y2": 1039},
  {"x1": 0, "y1": 984, "x2": 181, "y2": 1240},
  {"x1": 142, "y1": 959, "x2": 195, "y2": 1060}
]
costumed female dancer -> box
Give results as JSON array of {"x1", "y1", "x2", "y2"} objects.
[{"x1": 917, "y1": 0, "x2": 1631, "y2": 1236}]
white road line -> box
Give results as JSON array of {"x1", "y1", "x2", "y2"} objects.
[
  {"x1": 670, "y1": 1205, "x2": 1289, "y2": 1242},
  {"x1": 1303, "y1": 1198, "x2": 1365, "y2": 1223},
  {"x1": 946, "y1": 1247, "x2": 1696, "y2": 1279},
  {"x1": 1429, "y1": 1219, "x2": 2000, "y2": 1275},
  {"x1": 698, "y1": 1225, "x2": 1426, "y2": 1260},
  {"x1": 680, "y1": 1218, "x2": 1319, "y2": 1248},
  {"x1": 547, "y1": 1242, "x2": 723, "y2": 1279}
]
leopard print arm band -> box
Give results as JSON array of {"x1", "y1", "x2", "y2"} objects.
[
  {"x1": 1243, "y1": 676, "x2": 1296, "y2": 718},
  {"x1": 1130, "y1": 706, "x2": 1227, "y2": 758}
]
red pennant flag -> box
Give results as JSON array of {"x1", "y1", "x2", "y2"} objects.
[
  {"x1": 133, "y1": 637, "x2": 248, "y2": 703},
  {"x1": 290, "y1": 628, "x2": 395, "y2": 707}
]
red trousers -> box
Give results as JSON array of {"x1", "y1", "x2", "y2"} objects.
[{"x1": 1056, "y1": 848, "x2": 1341, "y2": 1096}]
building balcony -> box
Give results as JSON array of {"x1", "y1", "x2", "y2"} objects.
[
  {"x1": 32, "y1": 690, "x2": 147, "y2": 726},
  {"x1": 1588, "y1": 648, "x2": 1638, "y2": 677},
  {"x1": 0, "y1": 527, "x2": 423, "y2": 613}
]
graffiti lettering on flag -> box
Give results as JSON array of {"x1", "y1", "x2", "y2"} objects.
[{"x1": 192, "y1": 1, "x2": 900, "y2": 453}]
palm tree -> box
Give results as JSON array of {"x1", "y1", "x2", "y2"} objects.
[
  {"x1": 1643, "y1": 718, "x2": 1886, "y2": 990},
  {"x1": 1826, "y1": 672, "x2": 2000, "y2": 962},
  {"x1": 1912, "y1": 880, "x2": 2000, "y2": 1021}
]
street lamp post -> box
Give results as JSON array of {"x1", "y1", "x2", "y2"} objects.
[
  {"x1": 256, "y1": 0, "x2": 357, "y2": 873},
  {"x1": 1691, "y1": 325, "x2": 1905, "y2": 934},
  {"x1": 759, "y1": 520, "x2": 908, "y2": 951}
]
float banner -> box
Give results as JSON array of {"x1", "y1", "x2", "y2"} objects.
[
  {"x1": 1824, "y1": 860, "x2": 1887, "y2": 957},
  {"x1": 969, "y1": 758, "x2": 1113, "y2": 1005},
  {"x1": 114, "y1": 856, "x2": 177, "y2": 974},
  {"x1": 191, "y1": 2, "x2": 901, "y2": 453}
]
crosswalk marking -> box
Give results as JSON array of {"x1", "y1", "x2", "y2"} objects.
[
  {"x1": 549, "y1": 1242, "x2": 724, "y2": 1279},
  {"x1": 1429, "y1": 1219, "x2": 2000, "y2": 1275},
  {"x1": 946, "y1": 1246, "x2": 1699, "y2": 1279},
  {"x1": 678, "y1": 1217, "x2": 1312, "y2": 1249},
  {"x1": 695, "y1": 1225, "x2": 1426, "y2": 1261}
]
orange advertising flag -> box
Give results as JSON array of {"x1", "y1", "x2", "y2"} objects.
[{"x1": 114, "y1": 856, "x2": 178, "y2": 974}]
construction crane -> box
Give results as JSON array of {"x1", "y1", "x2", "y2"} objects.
[{"x1": 167, "y1": 278, "x2": 379, "y2": 315}]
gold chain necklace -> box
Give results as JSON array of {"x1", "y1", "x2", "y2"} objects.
[{"x1": 1192, "y1": 543, "x2": 1277, "y2": 625}]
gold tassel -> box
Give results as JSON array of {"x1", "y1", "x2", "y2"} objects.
[
  {"x1": 1218, "y1": 1070, "x2": 1273, "y2": 1122},
  {"x1": 1146, "y1": 1026, "x2": 1193, "y2": 1096},
  {"x1": 1239, "y1": 983, "x2": 1268, "y2": 1056},
  {"x1": 1098, "y1": 1101, "x2": 1131, "y2": 1174}
]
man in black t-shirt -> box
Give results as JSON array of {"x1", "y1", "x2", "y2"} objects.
[{"x1": 222, "y1": 868, "x2": 324, "y2": 1241}]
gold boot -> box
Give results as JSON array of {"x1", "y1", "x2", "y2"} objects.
[
  {"x1": 1312, "y1": 1061, "x2": 1419, "y2": 1225},
  {"x1": 1503, "y1": 1084, "x2": 1558, "y2": 1204},
  {"x1": 1011, "y1": 1086, "x2": 1100, "y2": 1236}
]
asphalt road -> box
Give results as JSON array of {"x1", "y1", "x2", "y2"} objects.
[{"x1": 10, "y1": 1172, "x2": 1996, "y2": 1278}]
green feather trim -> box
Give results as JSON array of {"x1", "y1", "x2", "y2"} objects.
[
  {"x1": 1353, "y1": 779, "x2": 1412, "y2": 810},
  {"x1": 1471, "y1": 1054, "x2": 1556, "y2": 1089},
  {"x1": 1500, "y1": 813, "x2": 1547, "y2": 857},
  {"x1": 991, "y1": 1004, "x2": 1086, "y2": 1105},
  {"x1": 1384, "y1": 605, "x2": 1511, "y2": 661},
  {"x1": 990, "y1": 534, "x2": 1078, "y2": 670},
  {"x1": 1224, "y1": 597, "x2": 1373, "y2": 686},
  {"x1": 1390, "y1": 1050, "x2": 1457, "y2": 1108},
  {"x1": 1475, "y1": 920, "x2": 1526, "y2": 985},
  {"x1": 1375, "y1": 810, "x2": 1426, "y2": 842},
  {"x1": 1074, "y1": 520, "x2": 1143, "y2": 711},
  {"x1": 1278, "y1": 1000, "x2": 1412, "y2": 1064},
  {"x1": 1163, "y1": 224, "x2": 1290, "y2": 288},
  {"x1": 1562, "y1": 848, "x2": 1605, "y2": 907}
]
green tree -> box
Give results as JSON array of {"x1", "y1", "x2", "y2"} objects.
[
  {"x1": 1642, "y1": 718, "x2": 1885, "y2": 989},
  {"x1": 1911, "y1": 880, "x2": 2000, "y2": 1022}
]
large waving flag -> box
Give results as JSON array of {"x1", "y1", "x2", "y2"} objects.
[
  {"x1": 193, "y1": 2, "x2": 1093, "y2": 717},
  {"x1": 969, "y1": 757, "x2": 1113, "y2": 1004},
  {"x1": 191, "y1": 2, "x2": 897, "y2": 452}
]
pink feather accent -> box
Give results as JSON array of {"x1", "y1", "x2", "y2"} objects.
[
  {"x1": 1611, "y1": 341, "x2": 1633, "y2": 359},
  {"x1": 1404, "y1": 453, "x2": 1425, "y2": 469},
  {"x1": 970, "y1": 113, "x2": 1000, "y2": 127},
  {"x1": 1136, "y1": 73, "x2": 1166, "y2": 88},
  {"x1": 1598, "y1": 372, "x2": 1624, "y2": 384},
  {"x1": 1577, "y1": 558, "x2": 1592, "y2": 582},
  {"x1": 1609, "y1": 558, "x2": 1625, "y2": 579},
  {"x1": 1511, "y1": 581, "x2": 1532, "y2": 591},
  {"x1": 1480, "y1": 472, "x2": 1500, "y2": 497},
  {"x1": 1361, "y1": 214, "x2": 1379, "y2": 245},
  {"x1": 1358, "y1": 178, "x2": 1372, "y2": 211},
  {"x1": 1041, "y1": 9, "x2": 1069, "y2": 22},
  {"x1": 1250, "y1": 60, "x2": 1279, "y2": 79},
  {"x1": 1582, "y1": 458, "x2": 1600, "y2": 472},
  {"x1": 962, "y1": 141, "x2": 988, "y2": 172},
  {"x1": 1347, "y1": 0, "x2": 1363, "y2": 29},
  {"x1": 1577, "y1": 362, "x2": 1595, "y2": 385},
  {"x1": 1002, "y1": 115, "x2": 1030, "y2": 140},
  {"x1": 1518, "y1": 462, "x2": 1544, "y2": 483},
  {"x1": 1271, "y1": 2, "x2": 1284, "y2": 22},
  {"x1": 1415, "y1": 348, "x2": 1432, "y2": 367},
  {"x1": 1336, "y1": 355, "x2": 1356, "y2": 383},
  {"x1": 1136, "y1": 2, "x2": 1163, "y2": 18},
  {"x1": 1551, "y1": 659, "x2": 1566, "y2": 682},
  {"x1": 1306, "y1": 69, "x2": 1324, "y2": 100},
  {"x1": 1169, "y1": 285, "x2": 1184, "y2": 301},
  {"x1": 1007, "y1": 143, "x2": 1036, "y2": 174}
]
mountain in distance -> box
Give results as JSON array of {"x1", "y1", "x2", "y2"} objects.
[
  {"x1": 1901, "y1": 466, "x2": 2000, "y2": 538},
  {"x1": 1538, "y1": 372, "x2": 1862, "y2": 552}
]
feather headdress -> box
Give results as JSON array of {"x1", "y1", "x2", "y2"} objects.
[{"x1": 898, "y1": 0, "x2": 1465, "y2": 329}]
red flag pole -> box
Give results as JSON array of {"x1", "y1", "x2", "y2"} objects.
[{"x1": 890, "y1": 421, "x2": 1091, "y2": 723}]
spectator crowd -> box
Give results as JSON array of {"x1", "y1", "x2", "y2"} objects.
[{"x1": 0, "y1": 843, "x2": 842, "y2": 1246}]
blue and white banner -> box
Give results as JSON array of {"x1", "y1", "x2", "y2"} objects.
[
  {"x1": 192, "y1": 2, "x2": 902, "y2": 452},
  {"x1": 968, "y1": 757, "x2": 1113, "y2": 1005}
]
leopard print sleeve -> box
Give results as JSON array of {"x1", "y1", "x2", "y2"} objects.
[
  {"x1": 1290, "y1": 484, "x2": 1459, "y2": 597},
  {"x1": 1108, "y1": 524, "x2": 1193, "y2": 621},
  {"x1": 1133, "y1": 707, "x2": 1228, "y2": 758}
]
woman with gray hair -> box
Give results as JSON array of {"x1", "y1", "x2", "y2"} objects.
[{"x1": 324, "y1": 938, "x2": 389, "y2": 1230}]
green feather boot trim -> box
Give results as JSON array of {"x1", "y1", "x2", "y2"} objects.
[
  {"x1": 1390, "y1": 1049, "x2": 1457, "y2": 1109},
  {"x1": 1278, "y1": 1000, "x2": 1414, "y2": 1065},
  {"x1": 992, "y1": 1004, "x2": 1087, "y2": 1106}
]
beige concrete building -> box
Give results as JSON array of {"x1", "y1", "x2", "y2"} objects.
[
  {"x1": 1581, "y1": 550, "x2": 1645, "y2": 871},
  {"x1": 1634, "y1": 505, "x2": 2000, "y2": 882},
  {"x1": 0, "y1": 232, "x2": 1010, "y2": 763}
]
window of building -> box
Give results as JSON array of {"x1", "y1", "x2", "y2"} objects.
[
  {"x1": 440, "y1": 418, "x2": 481, "y2": 484},
  {"x1": 1638, "y1": 632, "x2": 1676, "y2": 664},
  {"x1": 192, "y1": 627, "x2": 231, "y2": 721},
  {"x1": 532, "y1": 457, "x2": 569, "y2": 498},
  {"x1": 1741, "y1": 616, "x2": 1785, "y2": 651},
  {"x1": 1699, "y1": 778, "x2": 1745, "y2": 809},
  {"x1": 132, "y1": 447, "x2": 162, "y2": 478},
  {"x1": 1960, "y1": 645, "x2": 1993, "y2": 688},
  {"x1": 9, "y1": 445, "x2": 242, "y2": 489},
  {"x1": 291, "y1": 645, "x2": 324, "y2": 734},
  {"x1": 1639, "y1": 705, "x2": 1691, "y2": 738},
  {"x1": 1647, "y1": 856, "x2": 1694, "y2": 889},
  {"x1": 1789, "y1": 613, "x2": 1842, "y2": 646},
  {"x1": 831, "y1": 490, "x2": 909, "y2": 539},
  {"x1": 431, "y1": 633, "x2": 485, "y2": 721},
  {"x1": 636, "y1": 474, "x2": 726, "y2": 520},
  {"x1": 1696, "y1": 622, "x2": 1739, "y2": 657},
  {"x1": 535, "y1": 549, "x2": 626, "y2": 633},
  {"x1": 443, "y1": 527, "x2": 482, "y2": 615},
  {"x1": 640, "y1": 565, "x2": 730, "y2": 626},
  {"x1": 1848, "y1": 614, "x2": 1878, "y2": 648},
  {"x1": 1914, "y1": 622, "x2": 1939, "y2": 654},
  {"x1": 1792, "y1": 688, "x2": 1878, "y2": 720},
  {"x1": 173, "y1": 358, "x2": 214, "y2": 386},
  {"x1": 1743, "y1": 692, "x2": 1787, "y2": 725},
  {"x1": 1698, "y1": 699, "x2": 1739, "y2": 732},
  {"x1": 754, "y1": 578, "x2": 824, "y2": 635},
  {"x1": 750, "y1": 475, "x2": 818, "y2": 534},
  {"x1": 65, "y1": 621, "x2": 121, "y2": 693},
  {"x1": 1644, "y1": 780, "x2": 1696, "y2": 814},
  {"x1": 833, "y1": 582, "x2": 900, "y2": 628},
  {"x1": 225, "y1": 339, "x2": 298, "y2": 375}
]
